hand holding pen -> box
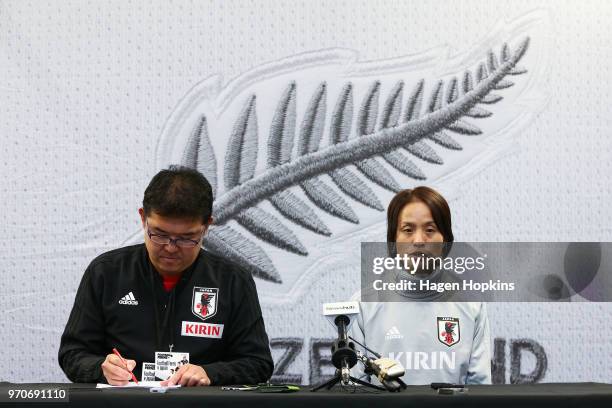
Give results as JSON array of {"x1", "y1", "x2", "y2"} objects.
[{"x1": 100, "y1": 348, "x2": 139, "y2": 385}]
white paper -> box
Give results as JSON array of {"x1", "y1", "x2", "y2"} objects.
[
  {"x1": 142, "y1": 362, "x2": 156, "y2": 382},
  {"x1": 155, "y1": 351, "x2": 189, "y2": 381},
  {"x1": 96, "y1": 381, "x2": 181, "y2": 389}
]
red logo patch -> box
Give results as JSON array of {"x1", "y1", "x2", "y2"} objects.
[
  {"x1": 191, "y1": 287, "x2": 218, "y2": 322},
  {"x1": 437, "y1": 317, "x2": 460, "y2": 347}
]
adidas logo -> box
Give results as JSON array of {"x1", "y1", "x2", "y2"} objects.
[
  {"x1": 385, "y1": 326, "x2": 404, "y2": 340},
  {"x1": 118, "y1": 292, "x2": 139, "y2": 306}
]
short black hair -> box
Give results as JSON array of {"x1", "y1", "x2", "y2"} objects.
[
  {"x1": 142, "y1": 165, "x2": 213, "y2": 223},
  {"x1": 386, "y1": 186, "x2": 454, "y2": 257},
  {"x1": 386, "y1": 186, "x2": 453, "y2": 243}
]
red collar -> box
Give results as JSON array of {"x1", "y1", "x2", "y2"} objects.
[{"x1": 162, "y1": 274, "x2": 181, "y2": 292}]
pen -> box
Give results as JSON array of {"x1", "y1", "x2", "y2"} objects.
[{"x1": 112, "y1": 348, "x2": 139, "y2": 384}]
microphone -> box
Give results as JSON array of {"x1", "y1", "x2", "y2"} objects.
[
  {"x1": 322, "y1": 302, "x2": 360, "y2": 334},
  {"x1": 350, "y1": 335, "x2": 407, "y2": 392},
  {"x1": 358, "y1": 353, "x2": 405, "y2": 392},
  {"x1": 372, "y1": 357, "x2": 405, "y2": 380},
  {"x1": 322, "y1": 302, "x2": 360, "y2": 385},
  {"x1": 312, "y1": 303, "x2": 395, "y2": 392}
]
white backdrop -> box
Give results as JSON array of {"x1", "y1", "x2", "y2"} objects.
[{"x1": 0, "y1": 0, "x2": 611, "y2": 384}]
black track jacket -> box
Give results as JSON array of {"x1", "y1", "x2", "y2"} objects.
[{"x1": 58, "y1": 244, "x2": 273, "y2": 385}]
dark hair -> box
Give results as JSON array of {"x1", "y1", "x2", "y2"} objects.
[
  {"x1": 386, "y1": 186, "x2": 454, "y2": 243},
  {"x1": 142, "y1": 165, "x2": 213, "y2": 223}
]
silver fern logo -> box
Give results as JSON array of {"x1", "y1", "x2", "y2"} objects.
[{"x1": 126, "y1": 12, "x2": 549, "y2": 300}]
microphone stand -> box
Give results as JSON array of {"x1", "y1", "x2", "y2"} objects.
[{"x1": 310, "y1": 316, "x2": 385, "y2": 392}]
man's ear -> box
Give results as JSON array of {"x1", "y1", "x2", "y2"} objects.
[
  {"x1": 138, "y1": 208, "x2": 146, "y2": 228},
  {"x1": 203, "y1": 216, "x2": 213, "y2": 234}
]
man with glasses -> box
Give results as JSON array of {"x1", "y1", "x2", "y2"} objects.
[{"x1": 58, "y1": 166, "x2": 273, "y2": 386}]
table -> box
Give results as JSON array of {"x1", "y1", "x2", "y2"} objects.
[{"x1": 1, "y1": 382, "x2": 611, "y2": 407}]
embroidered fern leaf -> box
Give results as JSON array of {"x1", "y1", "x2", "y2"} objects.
[
  {"x1": 476, "y1": 63, "x2": 488, "y2": 82},
  {"x1": 347, "y1": 81, "x2": 399, "y2": 195},
  {"x1": 375, "y1": 81, "x2": 408, "y2": 190},
  {"x1": 488, "y1": 51, "x2": 500, "y2": 72},
  {"x1": 382, "y1": 151, "x2": 426, "y2": 180},
  {"x1": 465, "y1": 106, "x2": 492, "y2": 118},
  {"x1": 268, "y1": 82, "x2": 296, "y2": 167},
  {"x1": 358, "y1": 81, "x2": 380, "y2": 136},
  {"x1": 446, "y1": 119, "x2": 482, "y2": 135},
  {"x1": 404, "y1": 79, "x2": 424, "y2": 121},
  {"x1": 427, "y1": 80, "x2": 444, "y2": 113},
  {"x1": 406, "y1": 140, "x2": 444, "y2": 164},
  {"x1": 236, "y1": 207, "x2": 307, "y2": 255},
  {"x1": 267, "y1": 82, "x2": 331, "y2": 236},
  {"x1": 355, "y1": 159, "x2": 401, "y2": 191},
  {"x1": 379, "y1": 79, "x2": 428, "y2": 179},
  {"x1": 207, "y1": 225, "x2": 281, "y2": 283},
  {"x1": 181, "y1": 115, "x2": 218, "y2": 195},
  {"x1": 481, "y1": 94, "x2": 503, "y2": 104},
  {"x1": 301, "y1": 178, "x2": 359, "y2": 223},
  {"x1": 297, "y1": 82, "x2": 326, "y2": 155},
  {"x1": 181, "y1": 38, "x2": 533, "y2": 282},
  {"x1": 446, "y1": 77, "x2": 459, "y2": 105},
  {"x1": 428, "y1": 132, "x2": 463, "y2": 150},
  {"x1": 463, "y1": 71, "x2": 474, "y2": 93},
  {"x1": 329, "y1": 83, "x2": 353, "y2": 144},
  {"x1": 269, "y1": 191, "x2": 331, "y2": 236},
  {"x1": 330, "y1": 168, "x2": 384, "y2": 211},
  {"x1": 380, "y1": 80, "x2": 404, "y2": 128},
  {"x1": 224, "y1": 95, "x2": 258, "y2": 188}
]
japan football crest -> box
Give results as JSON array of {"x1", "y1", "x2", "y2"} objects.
[
  {"x1": 437, "y1": 317, "x2": 460, "y2": 347},
  {"x1": 192, "y1": 287, "x2": 218, "y2": 322}
]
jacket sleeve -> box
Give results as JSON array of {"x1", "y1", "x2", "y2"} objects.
[
  {"x1": 466, "y1": 302, "x2": 492, "y2": 384},
  {"x1": 58, "y1": 264, "x2": 107, "y2": 383},
  {"x1": 201, "y1": 271, "x2": 273, "y2": 385}
]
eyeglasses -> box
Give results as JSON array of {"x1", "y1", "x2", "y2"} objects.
[{"x1": 146, "y1": 223, "x2": 204, "y2": 248}]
